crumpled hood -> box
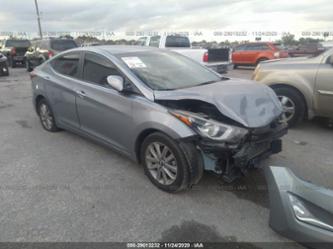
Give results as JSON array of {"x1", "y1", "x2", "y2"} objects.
[{"x1": 154, "y1": 78, "x2": 283, "y2": 128}]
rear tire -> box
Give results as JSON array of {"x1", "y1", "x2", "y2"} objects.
[
  {"x1": 273, "y1": 87, "x2": 306, "y2": 127},
  {"x1": 140, "y1": 132, "x2": 192, "y2": 193},
  {"x1": 37, "y1": 99, "x2": 60, "y2": 132},
  {"x1": 233, "y1": 64, "x2": 238, "y2": 69}
]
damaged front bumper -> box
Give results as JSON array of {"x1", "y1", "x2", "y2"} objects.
[
  {"x1": 197, "y1": 122, "x2": 287, "y2": 182},
  {"x1": 265, "y1": 166, "x2": 333, "y2": 248}
]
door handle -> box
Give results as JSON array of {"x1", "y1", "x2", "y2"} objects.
[
  {"x1": 318, "y1": 90, "x2": 333, "y2": 96},
  {"x1": 75, "y1": 89, "x2": 87, "y2": 97}
]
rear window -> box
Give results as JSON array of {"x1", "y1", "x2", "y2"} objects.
[
  {"x1": 5, "y1": 40, "x2": 31, "y2": 48},
  {"x1": 165, "y1": 36, "x2": 190, "y2": 48},
  {"x1": 149, "y1": 36, "x2": 161, "y2": 47},
  {"x1": 51, "y1": 52, "x2": 80, "y2": 78},
  {"x1": 51, "y1": 40, "x2": 77, "y2": 51},
  {"x1": 136, "y1": 37, "x2": 147, "y2": 46}
]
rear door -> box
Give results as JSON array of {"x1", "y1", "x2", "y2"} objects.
[
  {"x1": 232, "y1": 45, "x2": 246, "y2": 64},
  {"x1": 47, "y1": 51, "x2": 82, "y2": 129},
  {"x1": 75, "y1": 52, "x2": 133, "y2": 152},
  {"x1": 314, "y1": 54, "x2": 333, "y2": 118},
  {"x1": 243, "y1": 44, "x2": 261, "y2": 64}
]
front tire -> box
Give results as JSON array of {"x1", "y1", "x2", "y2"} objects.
[
  {"x1": 140, "y1": 132, "x2": 191, "y2": 193},
  {"x1": 37, "y1": 99, "x2": 60, "y2": 132},
  {"x1": 273, "y1": 87, "x2": 306, "y2": 127}
]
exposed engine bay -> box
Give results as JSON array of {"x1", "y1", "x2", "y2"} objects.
[{"x1": 158, "y1": 99, "x2": 288, "y2": 182}]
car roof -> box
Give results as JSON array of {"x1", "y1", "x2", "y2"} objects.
[{"x1": 73, "y1": 45, "x2": 160, "y2": 55}]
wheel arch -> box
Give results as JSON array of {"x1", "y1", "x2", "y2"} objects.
[
  {"x1": 134, "y1": 128, "x2": 165, "y2": 163},
  {"x1": 256, "y1": 57, "x2": 269, "y2": 65},
  {"x1": 270, "y1": 83, "x2": 309, "y2": 119},
  {"x1": 34, "y1": 94, "x2": 46, "y2": 113}
]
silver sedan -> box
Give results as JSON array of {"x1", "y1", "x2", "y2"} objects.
[{"x1": 31, "y1": 46, "x2": 286, "y2": 192}]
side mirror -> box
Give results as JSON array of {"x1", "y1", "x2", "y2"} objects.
[{"x1": 107, "y1": 75, "x2": 124, "y2": 91}]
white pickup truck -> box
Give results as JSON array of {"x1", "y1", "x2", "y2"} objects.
[{"x1": 137, "y1": 35, "x2": 231, "y2": 73}]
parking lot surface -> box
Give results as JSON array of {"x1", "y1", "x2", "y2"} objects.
[{"x1": 0, "y1": 68, "x2": 332, "y2": 245}]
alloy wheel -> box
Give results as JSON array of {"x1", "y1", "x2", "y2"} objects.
[
  {"x1": 278, "y1": 95, "x2": 296, "y2": 123},
  {"x1": 39, "y1": 103, "x2": 54, "y2": 130},
  {"x1": 145, "y1": 142, "x2": 178, "y2": 186}
]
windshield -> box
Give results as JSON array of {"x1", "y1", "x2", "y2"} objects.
[
  {"x1": 118, "y1": 51, "x2": 221, "y2": 90},
  {"x1": 165, "y1": 36, "x2": 191, "y2": 48},
  {"x1": 5, "y1": 40, "x2": 31, "y2": 48},
  {"x1": 51, "y1": 40, "x2": 77, "y2": 51}
]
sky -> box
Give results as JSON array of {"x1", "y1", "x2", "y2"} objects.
[{"x1": 0, "y1": 0, "x2": 333, "y2": 40}]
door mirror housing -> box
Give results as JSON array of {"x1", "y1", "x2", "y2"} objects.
[{"x1": 107, "y1": 75, "x2": 124, "y2": 92}]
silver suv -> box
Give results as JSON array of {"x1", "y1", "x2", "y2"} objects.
[{"x1": 31, "y1": 46, "x2": 287, "y2": 192}]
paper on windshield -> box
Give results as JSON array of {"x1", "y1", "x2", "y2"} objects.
[{"x1": 122, "y1": 57, "x2": 147, "y2": 68}]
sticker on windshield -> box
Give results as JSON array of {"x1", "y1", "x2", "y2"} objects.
[{"x1": 122, "y1": 57, "x2": 147, "y2": 68}]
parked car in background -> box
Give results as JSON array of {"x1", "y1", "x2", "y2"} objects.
[
  {"x1": 0, "y1": 39, "x2": 31, "y2": 68},
  {"x1": 288, "y1": 43, "x2": 326, "y2": 57},
  {"x1": 25, "y1": 38, "x2": 78, "y2": 72},
  {"x1": 253, "y1": 48, "x2": 333, "y2": 127},
  {"x1": 138, "y1": 34, "x2": 231, "y2": 73},
  {"x1": 0, "y1": 53, "x2": 9, "y2": 76},
  {"x1": 320, "y1": 41, "x2": 333, "y2": 50},
  {"x1": 31, "y1": 46, "x2": 286, "y2": 192},
  {"x1": 232, "y1": 42, "x2": 289, "y2": 68},
  {"x1": 81, "y1": 42, "x2": 103, "y2": 47}
]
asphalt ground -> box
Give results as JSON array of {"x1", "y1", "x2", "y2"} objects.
[{"x1": 0, "y1": 67, "x2": 332, "y2": 246}]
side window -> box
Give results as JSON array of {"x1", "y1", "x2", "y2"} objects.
[
  {"x1": 258, "y1": 44, "x2": 270, "y2": 50},
  {"x1": 51, "y1": 52, "x2": 80, "y2": 78},
  {"x1": 245, "y1": 44, "x2": 256, "y2": 51},
  {"x1": 234, "y1": 45, "x2": 246, "y2": 51},
  {"x1": 83, "y1": 52, "x2": 121, "y2": 86},
  {"x1": 137, "y1": 37, "x2": 147, "y2": 46},
  {"x1": 149, "y1": 36, "x2": 161, "y2": 47}
]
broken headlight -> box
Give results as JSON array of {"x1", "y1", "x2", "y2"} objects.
[{"x1": 170, "y1": 110, "x2": 248, "y2": 142}]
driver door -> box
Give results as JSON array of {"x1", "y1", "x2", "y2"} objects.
[
  {"x1": 75, "y1": 52, "x2": 133, "y2": 153},
  {"x1": 314, "y1": 54, "x2": 333, "y2": 118}
]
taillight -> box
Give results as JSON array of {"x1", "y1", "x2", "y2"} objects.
[
  {"x1": 203, "y1": 52, "x2": 209, "y2": 62},
  {"x1": 48, "y1": 50, "x2": 54, "y2": 58},
  {"x1": 10, "y1": 47, "x2": 16, "y2": 56}
]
